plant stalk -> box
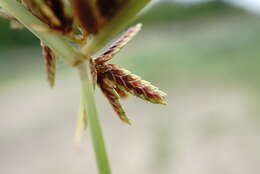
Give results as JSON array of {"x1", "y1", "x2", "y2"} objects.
[
  {"x1": 78, "y1": 62, "x2": 112, "y2": 174},
  {"x1": 0, "y1": 1, "x2": 111, "y2": 174},
  {"x1": 0, "y1": 1, "x2": 151, "y2": 174}
]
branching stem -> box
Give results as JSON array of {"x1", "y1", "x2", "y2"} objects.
[
  {"x1": 0, "y1": 1, "x2": 151, "y2": 174},
  {"x1": 0, "y1": 1, "x2": 111, "y2": 174}
]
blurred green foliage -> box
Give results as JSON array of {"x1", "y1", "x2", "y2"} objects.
[
  {"x1": 0, "y1": 19, "x2": 37, "y2": 50},
  {"x1": 139, "y1": 1, "x2": 243, "y2": 24},
  {"x1": 0, "y1": 1, "x2": 242, "y2": 49},
  {"x1": 1, "y1": 0, "x2": 260, "y2": 88}
]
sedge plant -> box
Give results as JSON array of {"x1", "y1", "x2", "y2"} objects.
[{"x1": 0, "y1": 0, "x2": 167, "y2": 173}]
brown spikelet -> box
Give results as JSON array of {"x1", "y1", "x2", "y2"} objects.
[
  {"x1": 114, "y1": 86, "x2": 128, "y2": 99},
  {"x1": 71, "y1": 0, "x2": 102, "y2": 34},
  {"x1": 95, "y1": 23, "x2": 142, "y2": 64},
  {"x1": 97, "y1": 64, "x2": 167, "y2": 105},
  {"x1": 41, "y1": 42, "x2": 56, "y2": 88},
  {"x1": 21, "y1": 0, "x2": 73, "y2": 34},
  {"x1": 39, "y1": 0, "x2": 62, "y2": 27},
  {"x1": 42, "y1": 0, "x2": 73, "y2": 33},
  {"x1": 98, "y1": 77, "x2": 131, "y2": 125},
  {"x1": 90, "y1": 24, "x2": 167, "y2": 124}
]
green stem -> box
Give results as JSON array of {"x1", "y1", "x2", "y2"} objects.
[
  {"x1": 1, "y1": 1, "x2": 151, "y2": 174},
  {"x1": 78, "y1": 62, "x2": 111, "y2": 174},
  {"x1": 0, "y1": 1, "x2": 111, "y2": 174}
]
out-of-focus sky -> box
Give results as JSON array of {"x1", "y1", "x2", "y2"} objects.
[
  {"x1": 226, "y1": 0, "x2": 260, "y2": 13},
  {"x1": 173, "y1": 0, "x2": 260, "y2": 14}
]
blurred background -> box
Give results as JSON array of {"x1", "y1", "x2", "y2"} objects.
[{"x1": 1, "y1": 0, "x2": 260, "y2": 173}]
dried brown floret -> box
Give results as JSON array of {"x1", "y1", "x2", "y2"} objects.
[
  {"x1": 114, "y1": 86, "x2": 128, "y2": 99},
  {"x1": 42, "y1": 0, "x2": 73, "y2": 34},
  {"x1": 97, "y1": 64, "x2": 167, "y2": 105},
  {"x1": 20, "y1": 0, "x2": 73, "y2": 34},
  {"x1": 89, "y1": 24, "x2": 167, "y2": 124},
  {"x1": 95, "y1": 24, "x2": 142, "y2": 64},
  {"x1": 41, "y1": 42, "x2": 56, "y2": 88},
  {"x1": 71, "y1": 0, "x2": 102, "y2": 34},
  {"x1": 98, "y1": 76, "x2": 131, "y2": 125}
]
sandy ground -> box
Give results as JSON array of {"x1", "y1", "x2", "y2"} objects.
[{"x1": 0, "y1": 75, "x2": 259, "y2": 174}]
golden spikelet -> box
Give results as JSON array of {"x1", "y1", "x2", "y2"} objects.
[{"x1": 41, "y1": 42, "x2": 56, "y2": 88}]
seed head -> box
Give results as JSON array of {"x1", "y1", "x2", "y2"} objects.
[{"x1": 90, "y1": 24, "x2": 167, "y2": 124}]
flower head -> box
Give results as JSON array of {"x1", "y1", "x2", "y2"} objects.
[{"x1": 91, "y1": 24, "x2": 167, "y2": 124}]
